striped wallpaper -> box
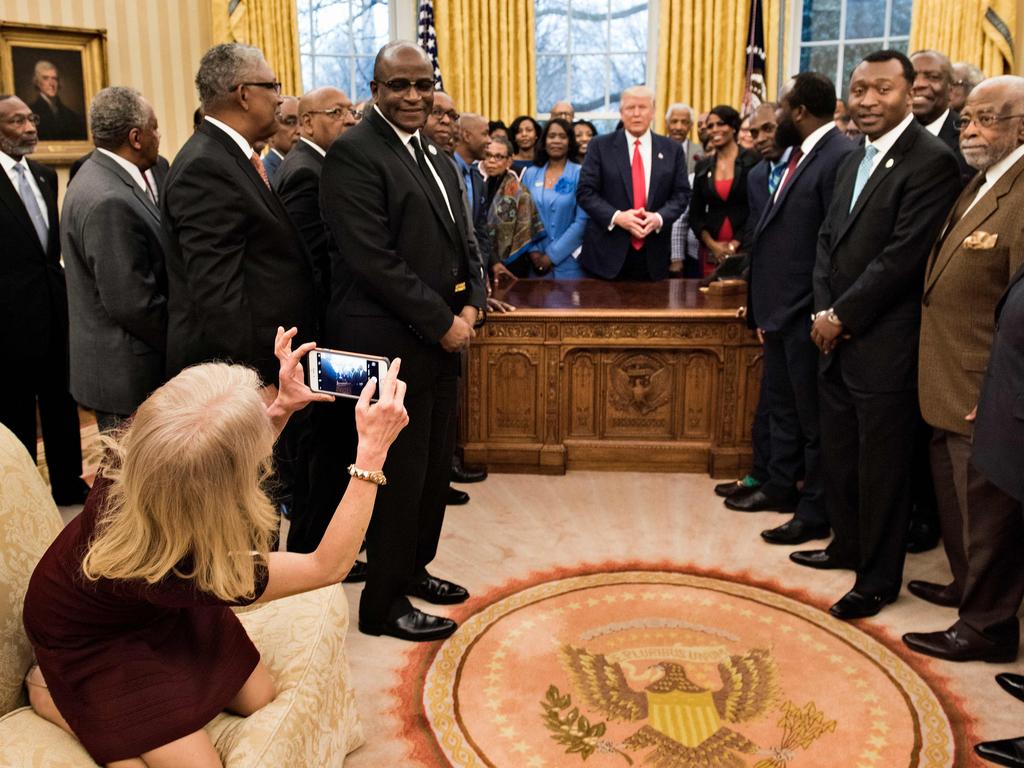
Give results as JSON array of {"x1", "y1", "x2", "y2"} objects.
[{"x1": 1, "y1": 0, "x2": 213, "y2": 164}]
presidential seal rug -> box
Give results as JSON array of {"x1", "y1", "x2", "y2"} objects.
[{"x1": 398, "y1": 565, "x2": 971, "y2": 768}]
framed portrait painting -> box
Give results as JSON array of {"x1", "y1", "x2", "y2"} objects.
[{"x1": 0, "y1": 22, "x2": 108, "y2": 163}]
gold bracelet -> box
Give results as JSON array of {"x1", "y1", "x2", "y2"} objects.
[{"x1": 347, "y1": 464, "x2": 387, "y2": 486}]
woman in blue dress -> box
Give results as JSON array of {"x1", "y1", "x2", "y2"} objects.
[{"x1": 518, "y1": 118, "x2": 589, "y2": 279}]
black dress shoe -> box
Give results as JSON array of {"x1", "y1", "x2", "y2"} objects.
[
  {"x1": 451, "y1": 461, "x2": 487, "y2": 484},
  {"x1": 907, "y1": 580, "x2": 960, "y2": 608},
  {"x1": 789, "y1": 549, "x2": 854, "y2": 570},
  {"x1": 976, "y1": 737, "x2": 1024, "y2": 767},
  {"x1": 902, "y1": 628, "x2": 1018, "y2": 663},
  {"x1": 410, "y1": 574, "x2": 470, "y2": 604},
  {"x1": 359, "y1": 608, "x2": 457, "y2": 642},
  {"x1": 714, "y1": 476, "x2": 761, "y2": 498},
  {"x1": 761, "y1": 518, "x2": 830, "y2": 545},
  {"x1": 343, "y1": 559, "x2": 368, "y2": 583},
  {"x1": 725, "y1": 488, "x2": 798, "y2": 513},
  {"x1": 447, "y1": 486, "x2": 470, "y2": 505},
  {"x1": 906, "y1": 519, "x2": 941, "y2": 553},
  {"x1": 997, "y1": 673, "x2": 1024, "y2": 704},
  {"x1": 52, "y1": 480, "x2": 91, "y2": 506},
  {"x1": 829, "y1": 589, "x2": 897, "y2": 620}
]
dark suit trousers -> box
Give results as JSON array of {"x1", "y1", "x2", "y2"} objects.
[
  {"x1": 0, "y1": 345, "x2": 83, "y2": 495},
  {"x1": 956, "y1": 465, "x2": 1024, "y2": 644},
  {"x1": 762, "y1": 325, "x2": 825, "y2": 525},
  {"x1": 910, "y1": 416, "x2": 940, "y2": 531},
  {"x1": 818, "y1": 359, "x2": 916, "y2": 595},
  {"x1": 361, "y1": 370, "x2": 458, "y2": 624},
  {"x1": 929, "y1": 429, "x2": 971, "y2": 596},
  {"x1": 750, "y1": 374, "x2": 770, "y2": 483}
]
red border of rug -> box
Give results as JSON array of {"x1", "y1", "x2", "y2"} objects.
[{"x1": 390, "y1": 559, "x2": 980, "y2": 767}]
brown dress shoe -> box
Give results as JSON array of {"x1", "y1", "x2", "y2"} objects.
[{"x1": 907, "y1": 580, "x2": 960, "y2": 608}]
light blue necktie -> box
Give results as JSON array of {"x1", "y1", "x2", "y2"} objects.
[
  {"x1": 849, "y1": 144, "x2": 879, "y2": 212},
  {"x1": 13, "y1": 163, "x2": 48, "y2": 249}
]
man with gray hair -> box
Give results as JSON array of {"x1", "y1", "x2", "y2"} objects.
[
  {"x1": 950, "y1": 61, "x2": 985, "y2": 113},
  {"x1": 61, "y1": 87, "x2": 170, "y2": 432},
  {"x1": 665, "y1": 102, "x2": 699, "y2": 173},
  {"x1": 29, "y1": 60, "x2": 85, "y2": 141}
]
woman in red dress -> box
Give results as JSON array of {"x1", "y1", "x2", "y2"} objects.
[
  {"x1": 22, "y1": 328, "x2": 409, "y2": 768},
  {"x1": 688, "y1": 105, "x2": 760, "y2": 277}
]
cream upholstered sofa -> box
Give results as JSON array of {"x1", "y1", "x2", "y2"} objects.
[{"x1": 0, "y1": 424, "x2": 364, "y2": 767}]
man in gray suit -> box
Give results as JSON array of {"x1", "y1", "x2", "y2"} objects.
[{"x1": 61, "y1": 86, "x2": 169, "y2": 431}]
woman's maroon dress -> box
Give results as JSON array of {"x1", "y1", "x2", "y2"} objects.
[{"x1": 22, "y1": 477, "x2": 268, "y2": 763}]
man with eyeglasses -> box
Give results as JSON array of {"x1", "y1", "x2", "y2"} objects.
[
  {"x1": 903, "y1": 77, "x2": 1024, "y2": 673},
  {"x1": 261, "y1": 95, "x2": 299, "y2": 184},
  {"x1": 317, "y1": 41, "x2": 486, "y2": 642},
  {"x1": 275, "y1": 85, "x2": 362, "y2": 561},
  {"x1": 0, "y1": 93, "x2": 89, "y2": 506},
  {"x1": 550, "y1": 101, "x2": 575, "y2": 122},
  {"x1": 950, "y1": 61, "x2": 986, "y2": 113},
  {"x1": 910, "y1": 50, "x2": 974, "y2": 187}
]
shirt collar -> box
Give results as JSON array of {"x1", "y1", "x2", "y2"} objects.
[
  {"x1": 269, "y1": 147, "x2": 285, "y2": 160},
  {"x1": 924, "y1": 109, "x2": 950, "y2": 137},
  {"x1": 981, "y1": 143, "x2": 1024, "y2": 187},
  {"x1": 0, "y1": 149, "x2": 28, "y2": 175},
  {"x1": 800, "y1": 122, "x2": 836, "y2": 157},
  {"x1": 454, "y1": 151, "x2": 473, "y2": 173},
  {"x1": 95, "y1": 147, "x2": 148, "y2": 191},
  {"x1": 204, "y1": 115, "x2": 254, "y2": 158},
  {"x1": 770, "y1": 146, "x2": 793, "y2": 171},
  {"x1": 373, "y1": 104, "x2": 421, "y2": 148},
  {"x1": 299, "y1": 136, "x2": 327, "y2": 157},
  {"x1": 865, "y1": 112, "x2": 915, "y2": 159},
  {"x1": 625, "y1": 128, "x2": 652, "y2": 147}
]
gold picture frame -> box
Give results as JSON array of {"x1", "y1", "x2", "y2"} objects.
[{"x1": 0, "y1": 22, "x2": 108, "y2": 164}]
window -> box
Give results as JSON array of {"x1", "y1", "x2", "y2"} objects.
[
  {"x1": 297, "y1": 0, "x2": 390, "y2": 101},
  {"x1": 797, "y1": 0, "x2": 913, "y2": 94},
  {"x1": 535, "y1": 0, "x2": 649, "y2": 130}
]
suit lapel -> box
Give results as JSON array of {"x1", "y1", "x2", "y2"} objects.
[
  {"x1": 90, "y1": 151, "x2": 162, "y2": 223},
  {"x1": 613, "y1": 130, "x2": 634, "y2": 204},
  {"x1": 200, "y1": 121, "x2": 290, "y2": 222}
]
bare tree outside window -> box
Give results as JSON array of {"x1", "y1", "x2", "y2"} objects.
[
  {"x1": 536, "y1": 0, "x2": 649, "y2": 132},
  {"x1": 298, "y1": 0, "x2": 389, "y2": 100}
]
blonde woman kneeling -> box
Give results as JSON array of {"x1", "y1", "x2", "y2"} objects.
[{"x1": 22, "y1": 328, "x2": 408, "y2": 768}]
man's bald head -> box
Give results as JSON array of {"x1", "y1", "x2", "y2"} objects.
[
  {"x1": 371, "y1": 41, "x2": 435, "y2": 133},
  {"x1": 373, "y1": 41, "x2": 432, "y2": 81},
  {"x1": 299, "y1": 86, "x2": 356, "y2": 150},
  {"x1": 959, "y1": 75, "x2": 1024, "y2": 171},
  {"x1": 456, "y1": 112, "x2": 490, "y2": 161}
]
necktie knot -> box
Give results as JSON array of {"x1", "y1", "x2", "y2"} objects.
[{"x1": 865, "y1": 145, "x2": 879, "y2": 161}]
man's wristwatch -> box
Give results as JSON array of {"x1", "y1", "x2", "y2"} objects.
[{"x1": 473, "y1": 305, "x2": 487, "y2": 329}]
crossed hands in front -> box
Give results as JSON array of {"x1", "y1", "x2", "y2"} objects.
[
  {"x1": 613, "y1": 208, "x2": 661, "y2": 241},
  {"x1": 440, "y1": 306, "x2": 479, "y2": 353}
]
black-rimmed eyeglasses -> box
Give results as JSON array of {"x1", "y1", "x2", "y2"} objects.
[
  {"x1": 233, "y1": 81, "x2": 282, "y2": 95},
  {"x1": 306, "y1": 107, "x2": 360, "y2": 120},
  {"x1": 378, "y1": 78, "x2": 437, "y2": 94}
]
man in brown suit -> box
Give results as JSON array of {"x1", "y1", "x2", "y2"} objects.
[{"x1": 903, "y1": 76, "x2": 1024, "y2": 662}]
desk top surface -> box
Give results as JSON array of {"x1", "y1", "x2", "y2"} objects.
[{"x1": 490, "y1": 278, "x2": 747, "y2": 319}]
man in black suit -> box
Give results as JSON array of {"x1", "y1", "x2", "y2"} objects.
[
  {"x1": 911, "y1": 50, "x2": 975, "y2": 187},
  {"x1": 739, "y1": 74, "x2": 856, "y2": 546},
  {"x1": 28, "y1": 61, "x2": 86, "y2": 142},
  {"x1": 162, "y1": 43, "x2": 316, "y2": 385},
  {"x1": 0, "y1": 95, "x2": 88, "y2": 505},
  {"x1": 262, "y1": 94, "x2": 299, "y2": 184},
  {"x1": 454, "y1": 112, "x2": 491, "y2": 265},
  {"x1": 792, "y1": 51, "x2": 961, "y2": 620},
  {"x1": 318, "y1": 41, "x2": 486, "y2": 642},
  {"x1": 62, "y1": 87, "x2": 169, "y2": 433},
  {"x1": 274, "y1": 85, "x2": 358, "y2": 557},
  {"x1": 577, "y1": 86, "x2": 690, "y2": 280}
]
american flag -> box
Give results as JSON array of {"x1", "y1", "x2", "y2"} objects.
[
  {"x1": 741, "y1": 0, "x2": 767, "y2": 113},
  {"x1": 417, "y1": 1, "x2": 445, "y2": 90}
]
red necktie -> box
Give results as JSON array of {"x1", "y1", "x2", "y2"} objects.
[
  {"x1": 631, "y1": 138, "x2": 647, "y2": 250},
  {"x1": 251, "y1": 152, "x2": 271, "y2": 189},
  {"x1": 776, "y1": 148, "x2": 804, "y2": 196}
]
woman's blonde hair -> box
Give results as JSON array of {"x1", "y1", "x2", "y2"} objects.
[{"x1": 82, "y1": 363, "x2": 279, "y2": 603}]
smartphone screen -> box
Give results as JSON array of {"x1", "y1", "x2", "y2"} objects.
[{"x1": 311, "y1": 349, "x2": 388, "y2": 400}]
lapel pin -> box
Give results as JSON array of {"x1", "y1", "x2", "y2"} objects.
[
  {"x1": 885, "y1": 158, "x2": 894, "y2": 169},
  {"x1": 657, "y1": 152, "x2": 664, "y2": 160},
  {"x1": 428, "y1": 144, "x2": 437, "y2": 156}
]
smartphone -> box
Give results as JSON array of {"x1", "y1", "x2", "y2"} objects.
[{"x1": 307, "y1": 348, "x2": 390, "y2": 401}]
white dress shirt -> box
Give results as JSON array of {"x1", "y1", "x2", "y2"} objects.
[
  {"x1": 204, "y1": 115, "x2": 255, "y2": 158},
  {"x1": 608, "y1": 128, "x2": 663, "y2": 232},
  {"x1": 373, "y1": 105, "x2": 454, "y2": 221},
  {"x1": 924, "y1": 109, "x2": 950, "y2": 137},
  {"x1": 0, "y1": 149, "x2": 48, "y2": 227},
  {"x1": 963, "y1": 143, "x2": 1024, "y2": 217},
  {"x1": 300, "y1": 136, "x2": 327, "y2": 157},
  {"x1": 864, "y1": 112, "x2": 916, "y2": 175}
]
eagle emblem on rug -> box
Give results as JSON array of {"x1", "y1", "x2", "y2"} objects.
[{"x1": 551, "y1": 644, "x2": 778, "y2": 767}]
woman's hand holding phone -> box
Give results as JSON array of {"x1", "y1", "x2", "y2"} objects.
[
  {"x1": 265, "y1": 327, "x2": 334, "y2": 433},
  {"x1": 353, "y1": 358, "x2": 409, "y2": 470}
]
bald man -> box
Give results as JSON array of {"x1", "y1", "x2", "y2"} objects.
[
  {"x1": 904, "y1": 76, "x2": 1024, "y2": 665},
  {"x1": 551, "y1": 100, "x2": 575, "y2": 122},
  {"x1": 263, "y1": 94, "x2": 299, "y2": 183},
  {"x1": 950, "y1": 61, "x2": 985, "y2": 113}
]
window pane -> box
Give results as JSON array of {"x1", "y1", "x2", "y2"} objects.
[
  {"x1": 354, "y1": 56, "x2": 376, "y2": 101},
  {"x1": 571, "y1": 55, "x2": 607, "y2": 112},
  {"x1": 609, "y1": 0, "x2": 648, "y2": 52},
  {"x1": 843, "y1": 41, "x2": 884, "y2": 92},
  {"x1": 311, "y1": 55, "x2": 351, "y2": 93},
  {"x1": 607, "y1": 52, "x2": 646, "y2": 112},
  {"x1": 891, "y1": 0, "x2": 912, "y2": 36},
  {"x1": 801, "y1": 0, "x2": 841, "y2": 42},
  {"x1": 297, "y1": 0, "x2": 313, "y2": 52},
  {"x1": 570, "y1": 1, "x2": 608, "y2": 54},
  {"x1": 845, "y1": 0, "x2": 886, "y2": 39},
  {"x1": 800, "y1": 45, "x2": 839, "y2": 87},
  {"x1": 301, "y1": 54, "x2": 314, "y2": 92},
  {"x1": 299, "y1": 0, "x2": 389, "y2": 96},
  {"x1": 536, "y1": 0, "x2": 568, "y2": 53},
  {"x1": 537, "y1": 55, "x2": 569, "y2": 113}
]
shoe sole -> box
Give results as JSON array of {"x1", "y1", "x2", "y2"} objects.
[
  {"x1": 358, "y1": 622, "x2": 457, "y2": 641},
  {"x1": 903, "y1": 643, "x2": 1018, "y2": 664},
  {"x1": 409, "y1": 592, "x2": 470, "y2": 605},
  {"x1": 761, "y1": 530, "x2": 831, "y2": 545},
  {"x1": 830, "y1": 595, "x2": 897, "y2": 620}
]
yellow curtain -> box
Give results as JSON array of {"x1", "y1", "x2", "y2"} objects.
[
  {"x1": 909, "y1": 0, "x2": 1015, "y2": 76},
  {"x1": 656, "y1": 0, "x2": 781, "y2": 133},
  {"x1": 210, "y1": 0, "x2": 303, "y2": 96},
  {"x1": 433, "y1": 0, "x2": 536, "y2": 122}
]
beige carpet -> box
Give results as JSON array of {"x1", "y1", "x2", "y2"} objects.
[{"x1": 340, "y1": 471, "x2": 1022, "y2": 768}]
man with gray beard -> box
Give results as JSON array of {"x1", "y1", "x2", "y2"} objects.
[{"x1": 903, "y1": 76, "x2": 1024, "y2": 664}]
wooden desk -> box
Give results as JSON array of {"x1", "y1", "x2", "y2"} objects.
[{"x1": 459, "y1": 279, "x2": 762, "y2": 476}]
